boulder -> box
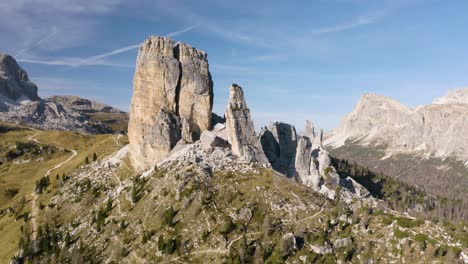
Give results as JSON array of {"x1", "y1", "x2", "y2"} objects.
[
  {"x1": 225, "y1": 84, "x2": 269, "y2": 166},
  {"x1": 310, "y1": 244, "x2": 333, "y2": 255},
  {"x1": 333, "y1": 237, "x2": 352, "y2": 249},
  {"x1": 280, "y1": 233, "x2": 297, "y2": 258},
  {"x1": 200, "y1": 130, "x2": 227, "y2": 150}
]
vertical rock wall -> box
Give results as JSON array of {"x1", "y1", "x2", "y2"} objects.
[{"x1": 128, "y1": 36, "x2": 213, "y2": 172}]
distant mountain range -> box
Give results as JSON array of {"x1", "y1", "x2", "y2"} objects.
[
  {"x1": 0, "y1": 53, "x2": 128, "y2": 133},
  {"x1": 326, "y1": 90, "x2": 468, "y2": 211}
]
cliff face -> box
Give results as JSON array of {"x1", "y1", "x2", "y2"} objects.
[
  {"x1": 128, "y1": 36, "x2": 213, "y2": 172},
  {"x1": 0, "y1": 53, "x2": 40, "y2": 110},
  {"x1": 326, "y1": 91, "x2": 468, "y2": 162}
]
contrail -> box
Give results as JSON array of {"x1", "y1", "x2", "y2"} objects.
[
  {"x1": 17, "y1": 24, "x2": 198, "y2": 67},
  {"x1": 15, "y1": 26, "x2": 59, "y2": 57}
]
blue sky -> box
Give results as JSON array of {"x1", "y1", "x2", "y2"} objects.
[{"x1": 2, "y1": 0, "x2": 468, "y2": 131}]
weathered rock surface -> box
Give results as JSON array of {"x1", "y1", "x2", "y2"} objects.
[
  {"x1": 333, "y1": 237, "x2": 352, "y2": 249},
  {"x1": 200, "y1": 130, "x2": 227, "y2": 150},
  {"x1": 0, "y1": 101, "x2": 96, "y2": 133},
  {"x1": 128, "y1": 36, "x2": 213, "y2": 171},
  {"x1": 0, "y1": 53, "x2": 40, "y2": 108},
  {"x1": 326, "y1": 91, "x2": 468, "y2": 162},
  {"x1": 260, "y1": 122, "x2": 297, "y2": 174},
  {"x1": 176, "y1": 42, "x2": 213, "y2": 138},
  {"x1": 47, "y1": 95, "x2": 123, "y2": 113},
  {"x1": 225, "y1": 84, "x2": 269, "y2": 166},
  {"x1": 274, "y1": 120, "x2": 370, "y2": 201}
]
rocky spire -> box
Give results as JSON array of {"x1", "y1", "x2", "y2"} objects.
[
  {"x1": 303, "y1": 120, "x2": 315, "y2": 140},
  {"x1": 128, "y1": 36, "x2": 213, "y2": 172},
  {"x1": 225, "y1": 84, "x2": 269, "y2": 166}
]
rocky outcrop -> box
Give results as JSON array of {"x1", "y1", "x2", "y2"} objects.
[
  {"x1": 260, "y1": 122, "x2": 297, "y2": 174},
  {"x1": 0, "y1": 53, "x2": 40, "y2": 108},
  {"x1": 47, "y1": 95, "x2": 123, "y2": 113},
  {"x1": 128, "y1": 36, "x2": 214, "y2": 171},
  {"x1": 0, "y1": 101, "x2": 97, "y2": 133},
  {"x1": 225, "y1": 84, "x2": 269, "y2": 166},
  {"x1": 274, "y1": 120, "x2": 370, "y2": 201}
]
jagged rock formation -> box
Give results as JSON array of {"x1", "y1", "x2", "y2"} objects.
[
  {"x1": 0, "y1": 54, "x2": 40, "y2": 111},
  {"x1": 260, "y1": 122, "x2": 297, "y2": 174},
  {"x1": 225, "y1": 84, "x2": 269, "y2": 166},
  {"x1": 288, "y1": 122, "x2": 343, "y2": 199},
  {"x1": 128, "y1": 36, "x2": 213, "y2": 172},
  {"x1": 326, "y1": 91, "x2": 468, "y2": 162},
  {"x1": 259, "y1": 119, "x2": 369, "y2": 201}
]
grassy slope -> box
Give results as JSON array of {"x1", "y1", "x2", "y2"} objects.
[
  {"x1": 43, "y1": 162, "x2": 466, "y2": 263},
  {"x1": 0, "y1": 126, "x2": 124, "y2": 263}
]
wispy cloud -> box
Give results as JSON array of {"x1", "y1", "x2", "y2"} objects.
[
  {"x1": 17, "y1": 25, "x2": 197, "y2": 67},
  {"x1": 0, "y1": 0, "x2": 123, "y2": 54},
  {"x1": 310, "y1": 15, "x2": 378, "y2": 35}
]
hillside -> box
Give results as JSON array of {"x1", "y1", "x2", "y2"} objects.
[
  {"x1": 0, "y1": 123, "x2": 125, "y2": 263},
  {"x1": 0, "y1": 127, "x2": 464, "y2": 263}
]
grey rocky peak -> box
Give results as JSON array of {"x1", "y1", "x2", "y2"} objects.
[
  {"x1": 312, "y1": 128, "x2": 324, "y2": 148},
  {"x1": 128, "y1": 36, "x2": 214, "y2": 172},
  {"x1": 303, "y1": 120, "x2": 315, "y2": 140},
  {"x1": 289, "y1": 136, "x2": 313, "y2": 180},
  {"x1": 225, "y1": 84, "x2": 269, "y2": 166},
  {"x1": 260, "y1": 121, "x2": 298, "y2": 174},
  {"x1": 0, "y1": 53, "x2": 40, "y2": 110}
]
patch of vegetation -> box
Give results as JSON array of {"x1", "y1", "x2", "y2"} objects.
[
  {"x1": 393, "y1": 228, "x2": 410, "y2": 239},
  {"x1": 35, "y1": 175, "x2": 51, "y2": 194}
]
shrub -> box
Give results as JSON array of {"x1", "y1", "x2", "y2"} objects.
[
  {"x1": 162, "y1": 207, "x2": 177, "y2": 227},
  {"x1": 393, "y1": 228, "x2": 409, "y2": 239}
]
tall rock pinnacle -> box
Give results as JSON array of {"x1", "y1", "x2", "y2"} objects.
[
  {"x1": 128, "y1": 36, "x2": 213, "y2": 172},
  {"x1": 225, "y1": 84, "x2": 269, "y2": 166}
]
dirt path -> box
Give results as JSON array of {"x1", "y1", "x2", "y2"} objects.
[
  {"x1": 30, "y1": 192, "x2": 39, "y2": 240},
  {"x1": 297, "y1": 200, "x2": 328, "y2": 223},
  {"x1": 28, "y1": 130, "x2": 78, "y2": 240}
]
